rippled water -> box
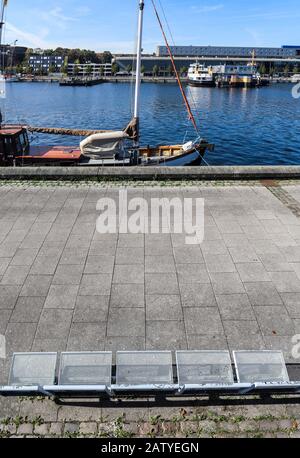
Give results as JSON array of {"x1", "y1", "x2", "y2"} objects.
[{"x1": 1, "y1": 81, "x2": 300, "y2": 165}]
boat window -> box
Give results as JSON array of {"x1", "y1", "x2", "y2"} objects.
[
  {"x1": 21, "y1": 132, "x2": 29, "y2": 148},
  {"x1": 4, "y1": 137, "x2": 13, "y2": 155},
  {"x1": 0, "y1": 139, "x2": 4, "y2": 156},
  {"x1": 15, "y1": 136, "x2": 23, "y2": 154},
  {"x1": 15, "y1": 132, "x2": 28, "y2": 153}
]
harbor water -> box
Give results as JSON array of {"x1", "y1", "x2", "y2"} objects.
[{"x1": 1, "y1": 81, "x2": 300, "y2": 165}]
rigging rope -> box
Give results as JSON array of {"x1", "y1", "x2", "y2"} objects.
[
  {"x1": 157, "y1": 0, "x2": 176, "y2": 47},
  {"x1": 157, "y1": 0, "x2": 203, "y2": 135},
  {"x1": 150, "y1": 0, "x2": 199, "y2": 135}
]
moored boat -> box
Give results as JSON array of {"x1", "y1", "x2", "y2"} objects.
[
  {"x1": 292, "y1": 74, "x2": 300, "y2": 83},
  {"x1": 4, "y1": 75, "x2": 20, "y2": 83},
  {"x1": 188, "y1": 63, "x2": 215, "y2": 87},
  {"x1": 0, "y1": 124, "x2": 213, "y2": 167},
  {"x1": 214, "y1": 63, "x2": 269, "y2": 88},
  {"x1": 59, "y1": 77, "x2": 104, "y2": 86}
]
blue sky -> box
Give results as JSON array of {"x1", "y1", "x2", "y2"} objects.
[{"x1": 3, "y1": 0, "x2": 300, "y2": 52}]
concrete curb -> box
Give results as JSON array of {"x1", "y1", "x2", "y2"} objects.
[{"x1": 1, "y1": 166, "x2": 300, "y2": 181}]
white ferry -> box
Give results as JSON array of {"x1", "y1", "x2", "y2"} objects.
[
  {"x1": 292, "y1": 74, "x2": 300, "y2": 83},
  {"x1": 187, "y1": 63, "x2": 215, "y2": 87}
]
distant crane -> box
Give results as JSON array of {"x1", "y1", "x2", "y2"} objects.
[
  {"x1": 251, "y1": 49, "x2": 256, "y2": 68},
  {"x1": 7, "y1": 39, "x2": 18, "y2": 69}
]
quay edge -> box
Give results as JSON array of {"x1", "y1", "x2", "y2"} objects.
[{"x1": 1, "y1": 165, "x2": 300, "y2": 181}]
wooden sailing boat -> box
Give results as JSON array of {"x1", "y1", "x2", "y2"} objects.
[{"x1": 0, "y1": 0, "x2": 214, "y2": 167}]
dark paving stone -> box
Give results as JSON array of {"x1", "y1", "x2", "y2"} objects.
[
  {"x1": 223, "y1": 321, "x2": 265, "y2": 351},
  {"x1": 145, "y1": 273, "x2": 179, "y2": 295},
  {"x1": 110, "y1": 284, "x2": 145, "y2": 308},
  {"x1": 73, "y1": 296, "x2": 109, "y2": 322},
  {"x1": 244, "y1": 282, "x2": 283, "y2": 305},
  {"x1": 35, "y1": 309, "x2": 73, "y2": 339},
  {"x1": 146, "y1": 320, "x2": 187, "y2": 350},
  {"x1": 146, "y1": 295, "x2": 182, "y2": 321},
  {"x1": 20, "y1": 275, "x2": 52, "y2": 297},
  {"x1": 183, "y1": 307, "x2": 223, "y2": 335},
  {"x1": 10, "y1": 297, "x2": 45, "y2": 323},
  {"x1": 216, "y1": 294, "x2": 255, "y2": 320},
  {"x1": 253, "y1": 306, "x2": 295, "y2": 336},
  {"x1": 67, "y1": 323, "x2": 106, "y2": 351},
  {"x1": 107, "y1": 308, "x2": 145, "y2": 337},
  {"x1": 44, "y1": 285, "x2": 79, "y2": 309},
  {"x1": 113, "y1": 265, "x2": 144, "y2": 284},
  {"x1": 180, "y1": 283, "x2": 216, "y2": 307},
  {"x1": 79, "y1": 274, "x2": 112, "y2": 296}
]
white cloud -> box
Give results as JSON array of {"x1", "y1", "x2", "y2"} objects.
[
  {"x1": 5, "y1": 22, "x2": 55, "y2": 48},
  {"x1": 48, "y1": 7, "x2": 77, "y2": 23},
  {"x1": 244, "y1": 28, "x2": 263, "y2": 46},
  {"x1": 75, "y1": 6, "x2": 92, "y2": 16},
  {"x1": 34, "y1": 5, "x2": 92, "y2": 32},
  {"x1": 191, "y1": 4, "x2": 224, "y2": 14},
  {"x1": 230, "y1": 10, "x2": 300, "y2": 21}
]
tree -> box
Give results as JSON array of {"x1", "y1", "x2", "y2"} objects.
[
  {"x1": 23, "y1": 65, "x2": 33, "y2": 75},
  {"x1": 73, "y1": 64, "x2": 80, "y2": 76},
  {"x1": 44, "y1": 49, "x2": 54, "y2": 56},
  {"x1": 167, "y1": 65, "x2": 173, "y2": 76},
  {"x1": 49, "y1": 64, "x2": 56, "y2": 74},
  {"x1": 141, "y1": 65, "x2": 146, "y2": 75},
  {"x1": 152, "y1": 65, "x2": 159, "y2": 77},
  {"x1": 101, "y1": 51, "x2": 112, "y2": 63},
  {"x1": 126, "y1": 64, "x2": 132, "y2": 74},
  {"x1": 269, "y1": 65, "x2": 275, "y2": 77},
  {"x1": 86, "y1": 65, "x2": 93, "y2": 77},
  {"x1": 180, "y1": 66, "x2": 188, "y2": 76},
  {"x1": 61, "y1": 64, "x2": 68, "y2": 75},
  {"x1": 258, "y1": 64, "x2": 266, "y2": 75},
  {"x1": 293, "y1": 65, "x2": 300, "y2": 74},
  {"x1": 24, "y1": 48, "x2": 33, "y2": 61},
  {"x1": 284, "y1": 64, "x2": 290, "y2": 76},
  {"x1": 16, "y1": 64, "x2": 23, "y2": 74},
  {"x1": 111, "y1": 63, "x2": 120, "y2": 75}
]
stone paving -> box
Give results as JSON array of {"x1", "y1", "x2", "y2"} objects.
[
  {"x1": 1, "y1": 399, "x2": 300, "y2": 438},
  {"x1": 1, "y1": 181, "x2": 300, "y2": 437}
]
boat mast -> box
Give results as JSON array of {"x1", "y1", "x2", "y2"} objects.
[
  {"x1": 133, "y1": 0, "x2": 144, "y2": 143},
  {"x1": 0, "y1": 0, "x2": 6, "y2": 49},
  {"x1": 0, "y1": 0, "x2": 7, "y2": 127}
]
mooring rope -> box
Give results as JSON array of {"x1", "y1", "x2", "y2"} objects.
[{"x1": 27, "y1": 127, "x2": 112, "y2": 136}]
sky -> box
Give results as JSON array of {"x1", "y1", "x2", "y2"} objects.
[{"x1": 2, "y1": 0, "x2": 300, "y2": 53}]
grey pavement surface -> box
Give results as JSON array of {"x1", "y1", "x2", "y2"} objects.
[{"x1": 1, "y1": 183, "x2": 300, "y2": 387}]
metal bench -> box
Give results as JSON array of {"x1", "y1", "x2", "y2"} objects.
[
  {"x1": 1, "y1": 350, "x2": 300, "y2": 399},
  {"x1": 0, "y1": 352, "x2": 57, "y2": 396},
  {"x1": 176, "y1": 350, "x2": 252, "y2": 395},
  {"x1": 114, "y1": 351, "x2": 176, "y2": 393},
  {"x1": 44, "y1": 352, "x2": 112, "y2": 396}
]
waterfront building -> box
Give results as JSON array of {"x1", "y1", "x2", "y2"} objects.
[
  {"x1": 28, "y1": 54, "x2": 64, "y2": 73},
  {"x1": 115, "y1": 44, "x2": 300, "y2": 77},
  {"x1": 67, "y1": 62, "x2": 112, "y2": 77},
  {"x1": 0, "y1": 45, "x2": 27, "y2": 67},
  {"x1": 156, "y1": 45, "x2": 300, "y2": 59}
]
